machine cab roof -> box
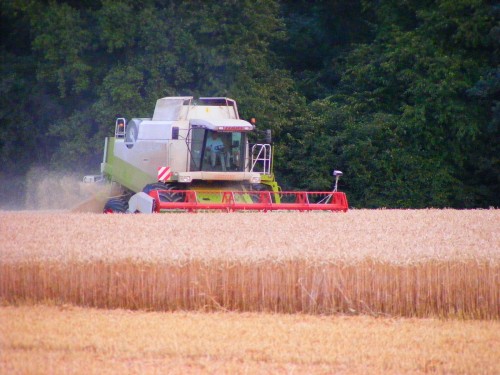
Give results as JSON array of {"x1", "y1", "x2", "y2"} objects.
[{"x1": 152, "y1": 97, "x2": 245, "y2": 123}]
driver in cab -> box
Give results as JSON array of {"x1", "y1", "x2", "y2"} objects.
[{"x1": 206, "y1": 131, "x2": 227, "y2": 171}]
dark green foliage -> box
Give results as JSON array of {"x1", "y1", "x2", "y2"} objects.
[
  {"x1": 280, "y1": 0, "x2": 498, "y2": 207},
  {"x1": 0, "y1": 0, "x2": 498, "y2": 207}
]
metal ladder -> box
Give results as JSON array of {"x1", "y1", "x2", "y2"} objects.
[{"x1": 250, "y1": 144, "x2": 272, "y2": 175}]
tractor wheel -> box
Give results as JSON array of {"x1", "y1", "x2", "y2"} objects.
[
  {"x1": 249, "y1": 183, "x2": 274, "y2": 203},
  {"x1": 103, "y1": 197, "x2": 129, "y2": 213},
  {"x1": 142, "y1": 183, "x2": 185, "y2": 203}
]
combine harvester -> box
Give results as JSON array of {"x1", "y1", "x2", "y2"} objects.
[{"x1": 83, "y1": 97, "x2": 348, "y2": 213}]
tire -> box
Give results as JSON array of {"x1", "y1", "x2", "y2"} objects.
[
  {"x1": 142, "y1": 183, "x2": 184, "y2": 203},
  {"x1": 103, "y1": 197, "x2": 129, "y2": 213},
  {"x1": 248, "y1": 183, "x2": 275, "y2": 203}
]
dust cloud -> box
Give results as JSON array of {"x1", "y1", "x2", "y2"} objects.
[{"x1": 0, "y1": 167, "x2": 115, "y2": 212}]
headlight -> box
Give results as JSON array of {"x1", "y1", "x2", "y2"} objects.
[
  {"x1": 250, "y1": 176, "x2": 261, "y2": 183},
  {"x1": 179, "y1": 176, "x2": 192, "y2": 183}
]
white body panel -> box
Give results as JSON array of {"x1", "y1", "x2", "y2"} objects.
[
  {"x1": 187, "y1": 105, "x2": 238, "y2": 120},
  {"x1": 114, "y1": 141, "x2": 169, "y2": 177},
  {"x1": 128, "y1": 192, "x2": 154, "y2": 214},
  {"x1": 138, "y1": 121, "x2": 174, "y2": 140}
]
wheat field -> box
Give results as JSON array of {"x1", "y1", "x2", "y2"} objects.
[
  {"x1": 1, "y1": 210, "x2": 498, "y2": 318},
  {"x1": 2, "y1": 305, "x2": 499, "y2": 374}
]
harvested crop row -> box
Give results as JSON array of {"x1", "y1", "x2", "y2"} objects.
[
  {"x1": 2, "y1": 306, "x2": 499, "y2": 374},
  {"x1": 1, "y1": 210, "x2": 498, "y2": 318}
]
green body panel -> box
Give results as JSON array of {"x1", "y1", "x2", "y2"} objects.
[
  {"x1": 194, "y1": 190, "x2": 253, "y2": 204},
  {"x1": 102, "y1": 138, "x2": 156, "y2": 193},
  {"x1": 260, "y1": 174, "x2": 280, "y2": 192}
]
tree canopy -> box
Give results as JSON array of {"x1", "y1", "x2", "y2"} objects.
[{"x1": 1, "y1": 0, "x2": 498, "y2": 208}]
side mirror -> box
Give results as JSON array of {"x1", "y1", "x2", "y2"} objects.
[
  {"x1": 332, "y1": 170, "x2": 343, "y2": 192},
  {"x1": 172, "y1": 126, "x2": 179, "y2": 140},
  {"x1": 265, "y1": 129, "x2": 272, "y2": 144}
]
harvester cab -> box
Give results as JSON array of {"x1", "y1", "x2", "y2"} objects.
[{"x1": 83, "y1": 96, "x2": 348, "y2": 213}]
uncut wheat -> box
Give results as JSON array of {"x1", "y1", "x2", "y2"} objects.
[{"x1": 1, "y1": 210, "x2": 498, "y2": 318}]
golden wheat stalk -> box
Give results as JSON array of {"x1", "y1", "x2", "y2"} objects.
[
  {"x1": 1, "y1": 260, "x2": 498, "y2": 318},
  {"x1": 1, "y1": 210, "x2": 498, "y2": 318}
]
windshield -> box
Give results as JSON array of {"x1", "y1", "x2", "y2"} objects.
[{"x1": 189, "y1": 129, "x2": 246, "y2": 172}]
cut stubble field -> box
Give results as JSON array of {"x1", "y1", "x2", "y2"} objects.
[
  {"x1": 1, "y1": 305, "x2": 499, "y2": 374},
  {"x1": 0, "y1": 209, "x2": 499, "y2": 373}
]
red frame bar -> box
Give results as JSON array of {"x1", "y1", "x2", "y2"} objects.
[{"x1": 148, "y1": 190, "x2": 348, "y2": 213}]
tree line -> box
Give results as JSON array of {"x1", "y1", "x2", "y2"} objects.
[{"x1": 1, "y1": 0, "x2": 498, "y2": 208}]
